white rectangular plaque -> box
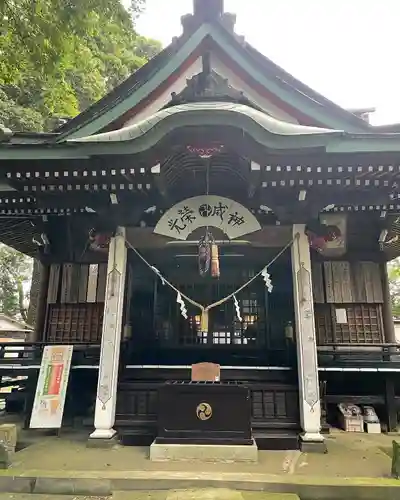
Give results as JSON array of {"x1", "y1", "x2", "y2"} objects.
[
  {"x1": 335, "y1": 308, "x2": 348, "y2": 324},
  {"x1": 30, "y1": 345, "x2": 73, "y2": 429}
]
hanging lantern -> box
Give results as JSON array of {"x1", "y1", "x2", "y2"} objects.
[{"x1": 211, "y1": 243, "x2": 220, "y2": 278}]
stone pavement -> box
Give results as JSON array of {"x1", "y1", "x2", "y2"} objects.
[
  {"x1": 0, "y1": 492, "x2": 300, "y2": 500},
  {"x1": 0, "y1": 427, "x2": 399, "y2": 498},
  {"x1": 6, "y1": 428, "x2": 394, "y2": 478}
]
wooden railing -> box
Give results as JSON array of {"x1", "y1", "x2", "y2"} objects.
[
  {"x1": 1, "y1": 341, "x2": 399, "y2": 371},
  {"x1": 0, "y1": 342, "x2": 101, "y2": 368},
  {"x1": 317, "y1": 343, "x2": 400, "y2": 367}
]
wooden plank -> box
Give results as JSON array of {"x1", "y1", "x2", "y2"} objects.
[
  {"x1": 312, "y1": 262, "x2": 325, "y2": 303},
  {"x1": 61, "y1": 264, "x2": 73, "y2": 304},
  {"x1": 78, "y1": 264, "x2": 89, "y2": 303},
  {"x1": 351, "y1": 262, "x2": 383, "y2": 304},
  {"x1": 370, "y1": 262, "x2": 383, "y2": 303},
  {"x1": 96, "y1": 263, "x2": 107, "y2": 302},
  {"x1": 351, "y1": 262, "x2": 366, "y2": 302},
  {"x1": 47, "y1": 264, "x2": 60, "y2": 304},
  {"x1": 339, "y1": 261, "x2": 353, "y2": 303},
  {"x1": 324, "y1": 262, "x2": 335, "y2": 303},
  {"x1": 331, "y1": 262, "x2": 343, "y2": 303},
  {"x1": 69, "y1": 265, "x2": 80, "y2": 303},
  {"x1": 362, "y1": 262, "x2": 375, "y2": 303},
  {"x1": 86, "y1": 264, "x2": 98, "y2": 303}
]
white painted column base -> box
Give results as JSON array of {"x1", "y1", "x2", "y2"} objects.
[
  {"x1": 89, "y1": 428, "x2": 117, "y2": 440},
  {"x1": 301, "y1": 432, "x2": 325, "y2": 442},
  {"x1": 292, "y1": 224, "x2": 324, "y2": 445}
]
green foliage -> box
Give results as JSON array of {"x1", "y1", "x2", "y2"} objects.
[
  {"x1": 0, "y1": 0, "x2": 161, "y2": 131},
  {"x1": 0, "y1": 89, "x2": 44, "y2": 132},
  {"x1": 0, "y1": 246, "x2": 32, "y2": 321},
  {"x1": 388, "y1": 259, "x2": 400, "y2": 316},
  {"x1": 0, "y1": 0, "x2": 161, "y2": 320}
]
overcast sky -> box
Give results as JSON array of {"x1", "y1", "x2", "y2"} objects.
[{"x1": 134, "y1": 0, "x2": 399, "y2": 126}]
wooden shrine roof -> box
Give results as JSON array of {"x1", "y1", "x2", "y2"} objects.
[
  {"x1": 49, "y1": 0, "x2": 379, "y2": 139},
  {"x1": 1, "y1": 1, "x2": 400, "y2": 256}
]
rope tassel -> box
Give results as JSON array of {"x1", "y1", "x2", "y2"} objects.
[
  {"x1": 211, "y1": 243, "x2": 220, "y2": 278},
  {"x1": 200, "y1": 310, "x2": 209, "y2": 333}
]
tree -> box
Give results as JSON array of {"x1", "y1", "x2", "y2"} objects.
[
  {"x1": 0, "y1": 245, "x2": 32, "y2": 322},
  {"x1": 0, "y1": 0, "x2": 161, "y2": 130},
  {"x1": 389, "y1": 259, "x2": 400, "y2": 317},
  {"x1": 0, "y1": 0, "x2": 161, "y2": 324}
]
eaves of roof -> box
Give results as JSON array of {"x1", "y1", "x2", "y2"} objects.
[
  {"x1": 52, "y1": 19, "x2": 374, "y2": 141},
  {"x1": 3, "y1": 102, "x2": 400, "y2": 160},
  {"x1": 53, "y1": 30, "x2": 192, "y2": 140}
]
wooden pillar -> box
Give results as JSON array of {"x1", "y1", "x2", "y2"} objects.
[
  {"x1": 90, "y1": 227, "x2": 127, "y2": 441},
  {"x1": 32, "y1": 262, "x2": 50, "y2": 342},
  {"x1": 291, "y1": 224, "x2": 325, "y2": 451},
  {"x1": 385, "y1": 374, "x2": 398, "y2": 432},
  {"x1": 381, "y1": 262, "x2": 396, "y2": 343}
]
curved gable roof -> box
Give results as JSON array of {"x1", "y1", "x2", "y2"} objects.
[{"x1": 55, "y1": 11, "x2": 371, "y2": 140}]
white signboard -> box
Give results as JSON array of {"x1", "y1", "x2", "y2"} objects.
[
  {"x1": 154, "y1": 195, "x2": 261, "y2": 241},
  {"x1": 335, "y1": 308, "x2": 348, "y2": 324},
  {"x1": 30, "y1": 345, "x2": 73, "y2": 429}
]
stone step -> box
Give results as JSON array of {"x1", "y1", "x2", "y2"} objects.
[
  {"x1": 253, "y1": 431, "x2": 299, "y2": 451},
  {"x1": 0, "y1": 496, "x2": 108, "y2": 500},
  {"x1": 114, "y1": 490, "x2": 300, "y2": 500},
  {"x1": 0, "y1": 491, "x2": 300, "y2": 500}
]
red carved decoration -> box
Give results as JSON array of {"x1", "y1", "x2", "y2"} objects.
[
  {"x1": 88, "y1": 229, "x2": 111, "y2": 253},
  {"x1": 307, "y1": 224, "x2": 341, "y2": 253}
]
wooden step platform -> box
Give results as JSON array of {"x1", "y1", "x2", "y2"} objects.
[
  {"x1": 253, "y1": 431, "x2": 299, "y2": 451},
  {"x1": 118, "y1": 428, "x2": 299, "y2": 451}
]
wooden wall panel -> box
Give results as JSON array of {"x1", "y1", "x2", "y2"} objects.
[
  {"x1": 47, "y1": 262, "x2": 109, "y2": 305},
  {"x1": 351, "y1": 263, "x2": 366, "y2": 302},
  {"x1": 323, "y1": 261, "x2": 382, "y2": 304},
  {"x1": 60, "y1": 264, "x2": 72, "y2": 304},
  {"x1": 96, "y1": 263, "x2": 107, "y2": 302},
  {"x1": 332, "y1": 262, "x2": 343, "y2": 303},
  {"x1": 314, "y1": 304, "x2": 334, "y2": 344},
  {"x1": 365, "y1": 262, "x2": 383, "y2": 303},
  {"x1": 312, "y1": 263, "x2": 325, "y2": 303},
  {"x1": 60, "y1": 264, "x2": 81, "y2": 304},
  {"x1": 46, "y1": 303, "x2": 103, "y2": 343},
  {"x1": 47, "y1": 264, "x2": 61, "y2": 304},
  {"x1": 86, "y1": 264, "x2": 99, "y2": 303},
  {"x1": 70, "y1": 265, "x2": 80, "y2": 303},
  {"x1": 338, "y1": 261, "x2": 353, "y2": 303},
  {"x1": 333, "y1": 304, "x2": 384, "y2": 343},
  {"x1": 78, "y1": 264, "x2": 89, "y2": 303},
  {"x1": 352, "y1": 262, "x2": 383, "y2": 304},
  {"x1": 323, "y1": 262, "x2": 335, "y2": 303},
  {"x1": 315, "y1": 303, "x2": 384, "y2": 344}
]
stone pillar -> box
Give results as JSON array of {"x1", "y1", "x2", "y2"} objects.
[
  {"x1": 90, "y1": 227, "x2": 127, "y2": 442},
  {"x1": 291, "y1": 224, "x2": 325, "y2": 452},
  {"x1": 380, "y1": 262, "x2": 396, "y2": 343}
]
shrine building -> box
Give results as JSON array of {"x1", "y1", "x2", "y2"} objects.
[{"x1": 1, "y1": 0, "x2": 400, "y2": 453}]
